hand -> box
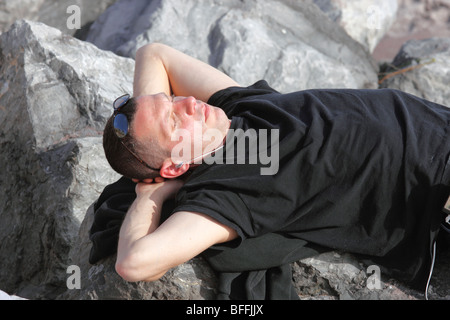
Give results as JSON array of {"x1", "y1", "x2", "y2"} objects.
[{"x1": 135, "y1": 178, "x2": 184, "y2": 202}]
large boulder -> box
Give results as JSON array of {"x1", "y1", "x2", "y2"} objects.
[
  {"x1": 0, "y1": 19, "x2": 129, "y2": 299},
  {"x1": 86, "y1": 0, "x2": 378, "y2": 92}
]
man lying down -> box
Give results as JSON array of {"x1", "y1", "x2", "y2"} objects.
[{"x1": 91, "y1": 43, "x2": 450, "y2": 299}]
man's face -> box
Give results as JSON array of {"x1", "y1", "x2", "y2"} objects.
[{"x1": 132, "y1": 93, "x2": 230, "y2": 164}]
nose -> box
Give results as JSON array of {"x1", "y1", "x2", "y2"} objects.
[{"x1": 173, "y1": 96, "x2": 196, "y2": 116}]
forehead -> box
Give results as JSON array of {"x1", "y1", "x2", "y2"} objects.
[
  {"x1": 136, "y1": 93, "x2": 168, "y2": 108},
  {"x1": 131, "y1": 93, "x2": 170, "y2": 141}
]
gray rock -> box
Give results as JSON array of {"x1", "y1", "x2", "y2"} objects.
[
  {"x1": 86, "y1": 0, "x2": 379, "y2": 92},
  {"x1": 0, "y1": 0, "x2": 118, "y2": 38},
  {"x1": 0, "y1": 19, "x2": 128, "y2": 299},
  {"x1": 379, "y1": 37, "x2": 450, "y2": 106},
  {"x1": 314, "y1": 0, "x2": 398, "y2": 53},
  {"x1": 295, "y1": 252, "x2": 423, "y2": 300}
]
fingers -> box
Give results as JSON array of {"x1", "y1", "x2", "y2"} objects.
[
  {"x1": 131, "y1": 177, "x2": 165, "y2": 184},
  {"x1": 154, "y1": 177, "x2": 165, "y2": 183}
]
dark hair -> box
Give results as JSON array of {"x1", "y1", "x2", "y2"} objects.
[{"x1": 103, "y1": 97, "x2": 164, "y2": 180}]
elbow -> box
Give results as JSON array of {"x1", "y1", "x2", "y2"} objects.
[
  {"x1": 136, "y1": 42, "x2": 165, "y2": 58},
  {"x1": 115, "y1": 257, "x2": 141, "y2": 282},
  {"x1": 115, "y1": 253, "x2": 166, "y2": 283}
]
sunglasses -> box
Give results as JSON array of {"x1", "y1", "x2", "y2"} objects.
[{"x1": 112, "y1": 94, "x2": 160, "y2": 172}]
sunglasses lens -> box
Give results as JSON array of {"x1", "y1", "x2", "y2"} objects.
[
  {"x1": 114, "y1": 94, "x2": 130, "y2": 110},
  {"x1": 113, "y1": 113, "x2": 128, "y2": 138}
]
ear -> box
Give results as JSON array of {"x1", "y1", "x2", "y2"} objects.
[{"x1": 160, "y1": 158, "x2": 190, "y2": 178}]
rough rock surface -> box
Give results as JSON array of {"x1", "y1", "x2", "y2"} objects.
[
  {"x1": 86, "y1": 0, "x2": 378, "y2": 92},
  {"x1": 0, "y1": 19, "x2": 128, "y2": 299}
]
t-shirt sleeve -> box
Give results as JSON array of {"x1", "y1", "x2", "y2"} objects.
[{"x1": 173, "y1": 185, "x2": 251, "y2": 243}]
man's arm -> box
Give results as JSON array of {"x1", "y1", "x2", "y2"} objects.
[
  {"x1": 133, "y1": 43, "x2": 240, "y2": 101},
  {"x1": 115, "y1": 180, "x2": 238, "y2": 282}
]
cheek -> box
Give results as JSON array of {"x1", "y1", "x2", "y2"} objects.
[
  {"x1": 180, "y1": 120, "x2": 205, "y2": 142},
  {"x1": 170, "y1": 123, "x2": 195, "y2": 149}
]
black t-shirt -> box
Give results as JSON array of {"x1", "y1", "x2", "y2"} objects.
[{"x1": 174, "y1": 80, "x2": 450, "y2": 284}]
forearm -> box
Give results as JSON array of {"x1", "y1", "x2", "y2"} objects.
[
  {"x1": 116, "y1": 206, "x2": 238, "y2": 282},
  {"x1": 133, "y1": 43, "x2": 239, "y2": 101},
  {"x1": 115, "y1": 180, "x2": 184, "y2": 282},
  {"x1": 117, "y1": 193, "x2": 163, "y2": 260}
]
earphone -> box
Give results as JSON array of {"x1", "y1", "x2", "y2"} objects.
[{"x1": 175, "y1": 144, "x2": 225, "y2": 168}]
